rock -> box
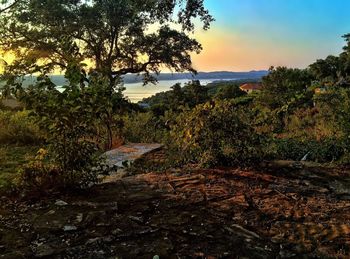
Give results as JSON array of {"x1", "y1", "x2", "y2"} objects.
[
  {"x1": 63, "y1": 225, "x2": 77, "y2": 232},
  {"x1": 279, "y1": 249, "x2": 296, "y2": 258},
  {"x1": 128, "y1": 215, "x2": 143, "y2": 223},
  {"x1": 112, "y1": 228, "x2": 123, "y2": 235},
  {"x1": 225, "y1": 224, "x2": 261, "y2": 240},
  {"x1": 85, "y1": 237, "x2": 100, "y2": 245},
  {"x1": 55, "y1": 200, "x2": 68, "y2": 206},
  {"x1": 330, "y1": 181, "x2": 350, "y2": 195},
  {"x1": 34, "y1": 244, "x2": 55, "y2": 257},
  {"x1": 76, "y1": 213, "x2": 83, "y2": 223},
  {"x1": 46, "y1": 210, "x2": 56, "y2": 215}
]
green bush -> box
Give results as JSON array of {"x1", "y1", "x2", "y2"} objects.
[
  {"x1": 0, "y1": 110, "x2": 44, "y2": 145},
  {"x1": 273, "y1": 137, "x2": 344, "y2": 163},
  {"x1": 170, "y1": 100, "x2": 269, "y2": 167},
  {"x1": 122, "y1": 111, "x2": 170, "y2": 143},
  {"x1": 18, "y1": 148, "x2": 105, "y2": 193}
]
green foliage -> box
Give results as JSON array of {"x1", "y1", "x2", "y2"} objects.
[
  {"x1": 0, "y1": 110, "x2": 44, "y2": 145},
  {"x1": 213, "y1": 83, "x2": 246, "y2": 100},
  {"x1": 0, "y1": 0, "x2": 213, "y2": 79},
  {"x1": 0, "y1": 0, "x2": 213, "y2": 150},
  {"x1": 19, "y1": 148, "x2": 61, "y2": 193},
  {"x1": 0, "y1": 145, "x2": 38, "y2": 194},
  {"x1": 309, "y1": 55, "x2": 341, "y2": 85},
  {"x1": 141, "y1": 80, "x2": 210, "y2": 111},
  {"x1": 183, "y1": 80, "x2": 209, "y2": 106},
  {"x1": 170, "y1": 100, "x2": 269, "y2": 167},
  {"x1": 314, "y1": 88, "x2": 350, "y2": 136},
  {"x1": 258, "y1": 66, "x2": 313, "y2": 111},
  {"x1": 18, "y1": 75, "x2": 108, "y2": 189},
  {"x1": 309, "y1": 34, "x2": 350, "y2": 87},
  {"x1": 122, "y1": 111, "x2": 172, "y2": 144},
  {"x1": 141, "y1": 80, "x2": 252, "y2": 110},
  {"x1": 273, "y1": 138, "x2": 344, "y2": 163}
]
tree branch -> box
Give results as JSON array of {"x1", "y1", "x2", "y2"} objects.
[{"x1": 111, "y1": 60, "x2": 161, "y2": 76}]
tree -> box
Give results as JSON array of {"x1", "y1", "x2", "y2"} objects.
[
  {"x1": 184, "y1": 80, "x2": 208, "y2": 106},
  {"x1": 258, "y1": 66, "x2": 313, "y2": 110},
  {"x1": 170, "y1": 83, "x2": 185, "y2": 108},
  {"x1": 309, "y1": 55, "x2": 340, "y2": 85},
  {"x1": 214, "y1": 83, "x2": 246, "y2": 100},
  {"x1": 256, "y1": 66, "x2": 313, "y2": 132},
  {"x1": 170, "y1": 100, "x2": 268, "y2": 167},
  {"x1": 309, "y1": 35, "x2": 350, "y2": 87},
  {"x1": 0, "y1": 0, "x2": 214, "y2": 149},
  {"x1": 338, "y1": 34, "x2": 350, "y2": 86}
]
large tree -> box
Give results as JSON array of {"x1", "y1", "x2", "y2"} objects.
[
  {"x1": 0, "y1": 0, "x2": 213, "y2": 82},
  {"x1": 0, "y1": 0, "x2": 213, "y2": 148},
  {"x1": 309, "y1": 35, "x2": 350, "y2": 87},
  {"x1": 258, "y1": 66, "x2": 313, "y2": 111}
]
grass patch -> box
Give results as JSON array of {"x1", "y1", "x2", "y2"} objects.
[{"x1": 0, "y1": 145, "x2": 38, "y2": 193}]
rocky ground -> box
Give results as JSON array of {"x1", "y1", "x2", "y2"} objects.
[{"x1": 1, "y1": 150, "x2": 350, "y2": 258}]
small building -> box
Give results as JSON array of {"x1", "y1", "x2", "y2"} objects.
[
  {"x1": 314, "y1": 87, "x2": 328, "y2": 94},
  {"x1": 239, "y1": 83, "x2": 263, "y2": 94}
]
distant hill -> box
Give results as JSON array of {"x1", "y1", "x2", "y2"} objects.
[{"x1": 4, "y1": 71, "x2": 268, "y2": 86}]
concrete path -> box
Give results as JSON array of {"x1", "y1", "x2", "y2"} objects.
[{"x1": 102, "y1": 143, "x2": 163, "y2": 182}]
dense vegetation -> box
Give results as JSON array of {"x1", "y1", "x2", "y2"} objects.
[
  {"x1": 122, "y1": 35, "x2": 350, "y2": 166},
  {"x1": 1, "y1": 1, "x2": 350, "y2": 196},
  {"x1": 0, "y1": 0, "x2": 213, "y2": 194}
]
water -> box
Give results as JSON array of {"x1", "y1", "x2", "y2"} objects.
[
  {"x1": 52, "y1": 78, "x2": 239, "y2": 103},
  {"x1": 124, "y1": 79, "x2": 237, "y2": 102}
]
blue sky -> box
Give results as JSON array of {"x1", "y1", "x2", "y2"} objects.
[{"x1": 192, "y1": 0, "x2": 350, "y2": 71}]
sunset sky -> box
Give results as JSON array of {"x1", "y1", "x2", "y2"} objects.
[
  {"x1": 192, "y1": 0, "x2": 350, "y2": 72},
  {"x1": 1, "y1": 0, "x2": 350, "y2": 73}
]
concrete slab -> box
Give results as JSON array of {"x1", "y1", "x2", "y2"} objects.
[{"x1": 102, "y1": 143, "x2": 163, "y2": 183}]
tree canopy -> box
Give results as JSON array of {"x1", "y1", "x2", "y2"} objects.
[
  {"x1": 0, "y1": 0, "x2": 214, "y2": 149},
  {"x1": 0, "y1": 0, "x2": 214, "y2": 87}
]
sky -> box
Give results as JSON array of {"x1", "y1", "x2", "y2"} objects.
[{"x1": 192, "y1": 0, "x2": 350, "y2": 72}]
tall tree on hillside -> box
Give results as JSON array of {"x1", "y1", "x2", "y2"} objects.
[
  {"x1": 309, "y1": 55, "x2": 340, "y2": 85},
  {"x1": 339, "y1": 34, "x2": 350, "y2": 85},
  {"x1": 0, "y1": 0, "x2": 214, "y2": 149},
  {"x1": 184, "y1": 80, "x2": 208, "y2": 106},
  {"x1": 257, "y1": 66, "x2": 313, "y2": 131},
  {"x1": 258, "y1": 66, "x2": 313, "y2": 110},
  {"x1": 170, "y1": 83, "x2": 185, "y2": 108},
  {"x1": 309, "y1": 35, "x2": 350, "y2": 87}
]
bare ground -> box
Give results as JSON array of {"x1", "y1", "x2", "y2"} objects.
[{"x1": 1, "y1": 151, "x2": 350, "y2": 258}]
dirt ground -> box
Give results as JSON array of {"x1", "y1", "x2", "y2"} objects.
[{"x1": 1, "y1": 151, "x2": 350, "y2": 258}]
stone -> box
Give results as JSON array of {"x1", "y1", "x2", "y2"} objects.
[
  {"x1": 63, "y1": 225, "x2": 77, "y2": 232},
  {"x1": 34, "y1": 244, "x2": 55, "y2": 257},
  {"x1": 55, "y1": 200, "x2": 68, "y2": 206},
  {"x1": 76, "y1": 213, "x2": 83, "y2": 223}
]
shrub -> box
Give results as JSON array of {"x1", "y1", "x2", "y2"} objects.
[
  {"x1": 17, "y1": 75, "x2": 109, "y2": 190},
  {"x1": 273, "y1": 137, "x2": 344, "y2": 163},
  {"x1": 170, "y1": 100, "x2": 269, "y2": 167},
  {"x1": 122, "y1": 111, "x2": 170, "y2": 143},
  {"x1": 0, "y1": 110, "x2": 44, "y2": 145},
  {"x1": 18, "y1": 148, "x2": 106, "y2": 193}
]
